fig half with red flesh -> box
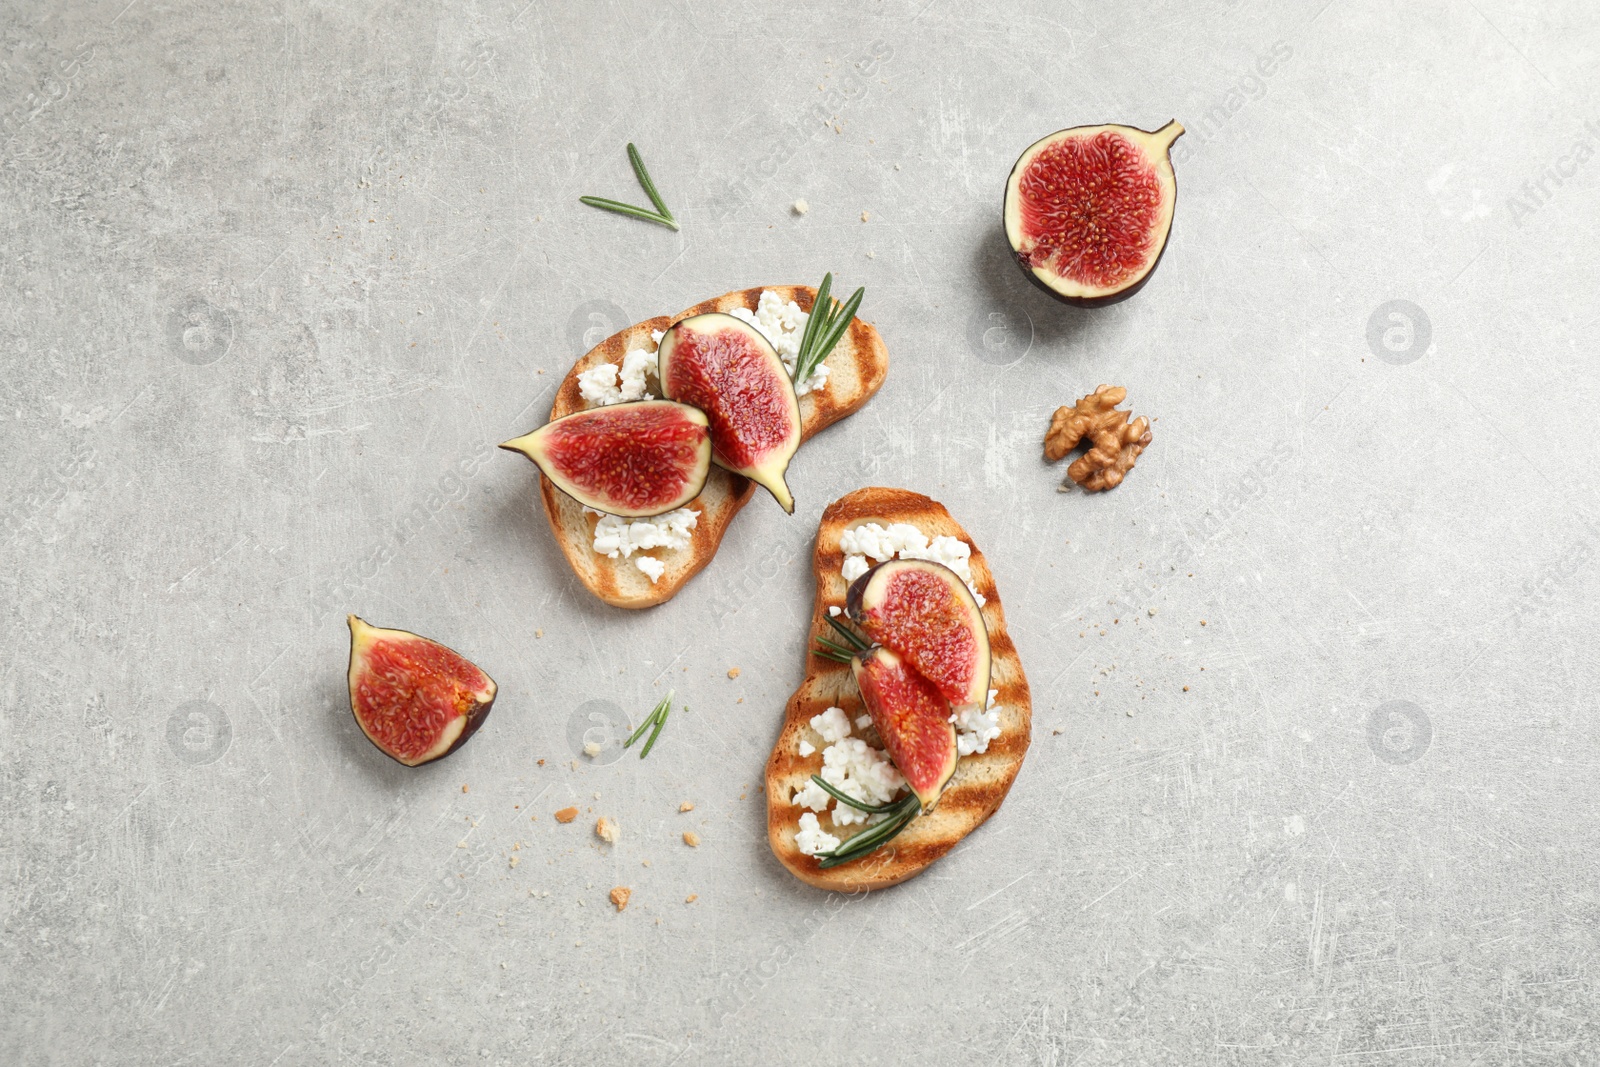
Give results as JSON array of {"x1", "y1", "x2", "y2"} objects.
[
  {"x1": 1003, "y1": 121, "x2": 1183, "y2": 307},
  {"x1": 500, "y1": 400, "x2": 711, "y2": 518},
  {"x1": 851, "y1": 646, "x2": 958, "y2": 809},
  {"x1": 346, "y1": 616, "x2": 496, "y2": 767},
  {"x1": 657, "y1": 312, "x2": 801, "y2": 513},
  {"x1": 848, "y1": 558, "x2": 992, "y2": 709}
]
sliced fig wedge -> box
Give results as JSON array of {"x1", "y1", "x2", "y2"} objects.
[
  {"x1": 500, "y1": 400, "x2": 711, "y2": 518},
  {"x1": 346, "y1": 616, "x2": 496, "y2": 767},
  {"x1": 657, "y1": 312, "x2": 801, "y2": 513},
  {"x1": 851, "y1": 646, "x2": 958, "y2": 809},
  {"x1": 847, "y1": 559, "x2": 992, "y2": 709},
  {"x1": 1003, "y1": 120, "x2": 1183, "y2": 307}
]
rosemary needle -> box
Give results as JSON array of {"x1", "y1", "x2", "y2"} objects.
[
  {"x1": 625, "y1": 690, "x2": 673, "y2": 758},
  {"x1": 792, "y1": 272, "x2": 865, "y2": 385},
  {"x1": 579, "y1": 142, "x2": 679, "y2": 231}
]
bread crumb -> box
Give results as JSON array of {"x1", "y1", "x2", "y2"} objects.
[
  {"x1": 554, "y1": 806, "x2": 578, "y2": 824},
  {"x1": 509, "y1": 856, "x2": 519, "y2": 869},
  {"x1": 583, "y1": 742, "x2": 602, "y2": 758},
  {"x1": 866, "y1": 251, "x2": 875, "y2": 259},
  {"x1": 596, "y1": 816, "x2": 619, "y2": 843},
  {"x1": 1052, "y1": 728, "x2": 1062, "y2": 735},
  {"x1": 461, "y1": 785, "x2": 469, "y2": 793},
  {"x1": 860, "y1": 211, "x2": 870, "y2": 222},
  {"x1": 679, "y1": 801, "x2": 694, "y2": 812},
  {"x1": 792, "y1": 198, "x2": 809, "y2": 215},
  {"x1": 610, "y1": 886, "x2": 631, "y2": 912},
  {"x1": 1183, "y1": 685, "x2": 1191, "y2": 692},
  {"x1": 537, "y1": 759, "x2": 545, "y2": 766},
  {"x1": 727, "y1": 667, "x2": 741, "y2": 679},
  {"x1": 641, "y1": 859, "x2": 651, "y2": 867},
  {"x1": 1148, "y1": 608, "x2": 1157, "y2": 616},
  {"x1": 535, "y1": 629, "x2": 544, "y2": 638},
  {"x1": 1200, "y1": 620, "x2": 1207, "y2": 626},
  {"x1": 683, "y1": 831, "x2": 700, "y2": 847},
  {"x1": 685, "y1": 894, "x2": 698, "y2": 904}
]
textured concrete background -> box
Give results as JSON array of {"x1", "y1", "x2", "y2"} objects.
[{"x1": 4, "y1": 0, "x2": 1598, "y2": 1063}]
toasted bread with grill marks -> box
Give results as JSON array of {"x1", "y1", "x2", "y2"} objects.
[
  {"x1": 766, "y1": 487, "x2": 1032, "y2": 891},
  {"x1": 533, "y1": 286, "x2": 888, "y2": 609}
]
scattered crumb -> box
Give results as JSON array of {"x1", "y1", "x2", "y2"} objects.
[
  {"x1": 866, "y1": 251, "x2": 875, "y2": 258},
  {"x1": 1052, "y1": 728, "x2": 1063, "y2": 735},
  {"x1": 685, "y1": 894, "x2": 698, "y2": 904},
  {"x1": 860, "y1": 211, "x2": 870, "y2": 222},
  {"x1": 461, "y1": 784, "x2": 469, "y2": 793},
  {"x1": 1200, "y1": 620, "x2": 1207, "y2": 626},
  {"x1": 610, "y1": 887, "x2": 631, "y2": 912},
  {"x1": 583, "y1": 742, "x2": 602, "y2": 758},
  {"x1": 792, "y1": 198, "x2": 809, "y2": 215},
  {"x1": 642, "y1": 859, "x2": 651, "y2": 867},
  {"x1": 680, "y1": 801, "x2": 695, "y2": 812},
  {"x1": 1126, "y1": 709, "x2": 1135, "y2": 717},
  {"x1": 535, "y1": 629, "x2": 544, "y2": 638},
  {"x1": 509, "y1": 856, "x2": 519, "y2": 869},
  {"x1": 737, "y1": 697, "x2": 743, "y2": 704},
  {"x1": 554, "y1": 807, "x2": 578, "y2": 824},
  {"x1": 893, "y1": 163, "x2": 901, "y2": 170},
  {"x1": 683, "y1": 831, "x2": 701, "y2": 848},
  {"x1": 1148, "y1": 608, "x2": 1157, "y2": 617},
  {"x1": 727, "y1": 667, "x2": 741, "y2": 679},
  {"x1": 537, "y1": 759, "x2": 545, "y2": 766},
  {"x1": 1183, "y1": 685, "x2": 1191, "y2": 692},
  {"x1": 596, "y1": 816, "x2": 619, "y2": 844}
]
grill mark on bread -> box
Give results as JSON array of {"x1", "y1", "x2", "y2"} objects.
[
  {"x1": 530, "y1": 287, "x2": 888, "y2": 609},
  {"x1": 767, "y1": 488, "x2": 1033, "y2": 891}
]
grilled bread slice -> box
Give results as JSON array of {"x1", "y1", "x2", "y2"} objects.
[
  {"x1": 766, "y1": 487, "x2": 1033, "y2": 891},
  {"x1": 534, "y1": 286, "x2": 888, "y2": 609}
]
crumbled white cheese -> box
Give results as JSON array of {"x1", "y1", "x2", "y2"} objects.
[
  {"x1": 635, "y1": 556, "x2": 665, "y2": 583},
  {"x1": 839, "y1": 521, "x2": 927, "y2": 562},
  {"x1": 727, "y1": 289, "x2": 828, "y2": 396},
  {"x1": 838, "y1": 522, "x2": 987, "y2": 606},
  {"x1": 821, "y1": 738, "x2": 905, "y2": 826},
  {"x1": 792, "y1": 778, "x2": 831, "y2": 811},
  {"x1": 587, "y1": 507, "x2": 698, "y2": 559},
  {"x1": 828, "y1": 605, "x2": 842, "y2": 617},
  {"x1": 792, "y1": 708, "x2": 906, "y2": 828},
  {"x1": 810, "y1": 707, "x2": 853, "y2": 744},
  {"x1": 795, "y1": 812, "x2": 839, "y2": 856},
  {"x1": 953, "y1": 688, "x2": 1004, "y2": 756},
  {"x1": 576, "y1": 331, "x2": 664, "y2": 407},
  {"x1": 841, "y1": 554, "x2": 869, "y2": 583},
  {"x1": 855, "y1": 714, "x2": 872, "y2": 731}
]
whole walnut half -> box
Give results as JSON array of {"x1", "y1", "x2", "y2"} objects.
[{"x1": 1044, "y1": 385, "x2": 1151, "y2": 492}]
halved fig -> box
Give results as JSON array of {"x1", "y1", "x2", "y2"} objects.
[
  {"x1": 346, "y1": 615, "x2": 496, "y2": 767},
  {"x1": 847, "y1": 559, "x2": 991, "y2": 709},
  {"x1": 851, "y1": 646, "x2": 958, "y2": 809},
  {"x1": 1003, "y1": 120, "x2": 1183, "y2": 307},
  {"x1": 500, "y1": 400, "x2": 711, "y2": 518},
  {"x1": 657, "y1": 312, "x2": 801, "y2": 513}
]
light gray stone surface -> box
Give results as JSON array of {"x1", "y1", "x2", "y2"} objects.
[{"x1": 4, "y1": 0, "x2": 1598, "y2": 1062}]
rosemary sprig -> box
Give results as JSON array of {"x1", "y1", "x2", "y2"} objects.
[
  {"x1": 624, "y1": 690, "x2": 674, "y2": 759},
  {"x1": 809, "y1": 774, "x2": 900, "y2": 814},
  {"x1": 791, "y1": 273, "x2": 865, "y2": 386},
  {"x1": 813, "y1": 614, "x2": 871, "y2": 663},
  {"x1": 826, "y1": 615, "x2": 870, "y2": 649},
  {"x1": 815, "y1": 793, "x2": 920, "y2": 869},
  {"x1": 813, "y1": 637, "x2": 857, "y2": 664},
  {"x1": 579, "y1": 143, "x2": 679, "y2": 231}
]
